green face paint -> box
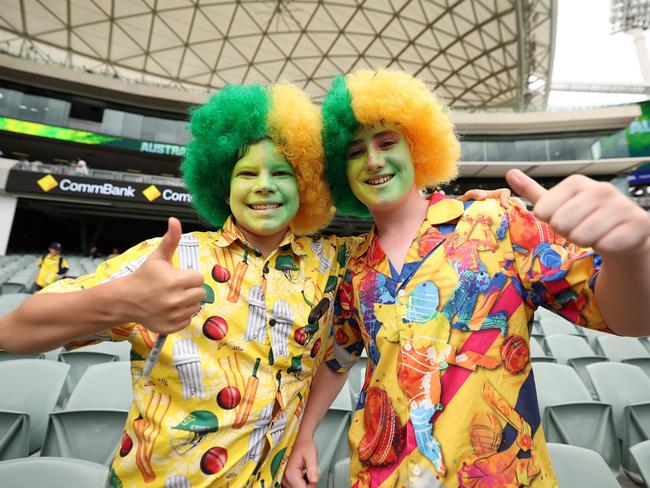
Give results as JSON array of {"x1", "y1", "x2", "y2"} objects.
[
  {"x1": 346, "y1": 123, "x2": 415, "y2": 210},
  {"x1": 229, "y1": 139, "x2": 300, "y2": 236}
]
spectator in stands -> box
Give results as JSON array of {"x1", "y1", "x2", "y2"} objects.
[
  {"x1": 0, "y1": 82, "x2": 510, "y2": 487},
  {"x1": 88, "y1": 245, "x2": 100, "y2": 259},
  {"x1": 75, "y1": 158, "x2": 89, "y2": 176},
  {"x1": 107, "y1": 247, "x2": 120, "y2": 259},
  {"x1": 283, "y1": 70, "x2": 650, "y2": 488},
  {"x1": 33, "y1": 242, "x2": 69, "y2": 292}
]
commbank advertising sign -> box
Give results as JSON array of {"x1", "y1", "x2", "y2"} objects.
[{"x1": 6, "y1": 169, "x2": 192, "y2": 207}]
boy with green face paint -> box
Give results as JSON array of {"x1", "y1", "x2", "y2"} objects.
[
  {"x1": 0, "y1": 82, "x2": 352, "y2": 487},
  {"x1": 284, "y1": 70, "x2": 650, "y2": 488}
]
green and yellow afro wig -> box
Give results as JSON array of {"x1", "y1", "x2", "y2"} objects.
[
  {"x1": 322, "y1": 69, "x2": 461, "y2": 218},
  {"x1": 182, "y1": 83, "x2": 332, "y2": 234}
]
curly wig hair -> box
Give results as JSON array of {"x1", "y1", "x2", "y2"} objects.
[
  {"x1": 322, "y1": 69, "x2": 461, "y2": 218},
  {"x1": 182, "y1": 83, "x2": 332, "y2": 234}
]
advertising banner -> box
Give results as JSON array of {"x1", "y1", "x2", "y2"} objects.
[
  {"x1": 6, "y1": 169, "x2": 192, "y2": 207},
  {"x1": 0, "y1": 116, "x2": 186, "y2": 157}
]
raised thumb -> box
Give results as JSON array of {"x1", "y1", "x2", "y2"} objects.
[
  {"x1": 505, "y1": 169, "x2": 547, "y2": 205},
  {"x1": 153, "y1": 217, "x2": 182, "y2": 262}
]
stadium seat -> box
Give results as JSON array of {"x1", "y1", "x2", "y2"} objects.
[
  {"x1": 547, "y1": 443, "x2": 621, "y2": 488},
  {"x1": 314, "y1": 382, "x2": 352, "y2": 487},
  {"x1": 328, "y1": 457, "x2": 350, "y2": 488},
  {"x1": 539, "y1": 318, "x2": 584, "y2": 338},
  {"x1": 0, "y1": 351, "x2": 44, "y2": 361},
  {"x1": 595, "y1": 335, "x2": 650, "y2": 379},
  {"x1": 348, "y1": 358, "x2": 367, "y2": 405},
  {"x1": 0, "y1": 360, "x2": 69, "y2": 457},
  {"x1": 595, "y1": 335, "x2": 650, "y2": 362},
  {"x1": 0, "y1": 293, "x2": 31, "y2": 314},
  {"x1": 41, "y1": 362, "x2": 132, "y2": 465},
  {"x1": 628, "y1": 439, "x2": 650, "y2": 487},
  {"x1": 544, "y1": 334, "x2": 608, "y2": 399},
  {"x1": 530, "y1": 337, "x2": 555, "y2": 363},
  {"x1": 0, "y1": 457, "x2": 109, "y2": 488},
  {"x1": 58, "y1": 350, "x2": 120, "y2": 399},
  {"x1": 582, "y1": 327, "x2": 610, "y2": 353},
  {"x1": 76, "y1": 341, "x2": 132, "y2": 362},
  {"x1": 533, "y1": 363, "x2": 620, "y2": 471},
  {"x1": 587, "y1": 362, "x2": 650, "y2": 483}
]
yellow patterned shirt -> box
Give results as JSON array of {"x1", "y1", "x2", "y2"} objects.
[
  {"x1": 325, "y1": 195, "x2": 611, "y2": 488},
  {"x1": 43, "y1": 217, "x2": 360, "y2": 487}
]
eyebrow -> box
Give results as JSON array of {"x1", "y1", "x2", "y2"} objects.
[{"x1": 372, "y1": 130, "x2": 398, "y2": 140}]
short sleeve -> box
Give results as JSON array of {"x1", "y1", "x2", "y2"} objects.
[
  {"x1": 39, "y1": 236, "x2": 163, "y2": 348},
  {"x1": 506, "y1": 206, "x2": 608, "y2": 331},
  {"x1": 324, "y1": 269, "x2": 365, "y2": 372}
]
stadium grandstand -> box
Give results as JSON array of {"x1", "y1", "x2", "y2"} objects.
[{"x1": 0, "y1": 0, "x2": 649, "y2": 487}]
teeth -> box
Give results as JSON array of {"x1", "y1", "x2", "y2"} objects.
[
  {"x1": 250, "y1": 203, "x2": 281, "y2": 210},
  {"x1": 367, "y1": 175, "x2": 393, "y2": 185}
]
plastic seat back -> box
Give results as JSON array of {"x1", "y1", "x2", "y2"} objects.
[
  {"x1": 58, "y1": 350, "x2": 119, "y2": 399},
  {"x1": 595, "y1": 335, "x2": 650, "y2": 362},
  {"x1": 328, "y1": 457, "x2": 350, "y2": 488},
  {"x1": 587, "y1": 362, "x2": 650, "y2": 481},
  {"x1": 66, "y1": 361, "x2": 133, "y2": 410},
  {"x1": 0, "y1": 360, "x2": 69, "y2": 454},
  {"x1": 0, "y1": 456, "x2": 109, "y2": 488},
  {"x1": 314, "y1": 385, "x2": 352, "y2": 486},
  {"x1": 530, "y1": 337, "x2": 555, "y2": 363},
  {"x1": 545, "y1": 334, "x2": 608, "y2": 398},
  {"x1": 629, "y1": 439, "x2": 650, "y2": 487},
  {"x1": 348, "y1": 359, "x2": 367, "y2": 405},
  {"x1": 534, "y1": 363, "x2": 621, "y2": 471},
  {"x1": 41, "y1": 363, "x2": 132, "y2": 465},
  {"x1": 547, "y1": 443, "x2": 621, "y2": 488},
  {"x1": 75, "y1": 341, "x2": 132, "y2": 362},
  {"x1": 0, "y1": 293, "x2": 31, "y2": 315}
]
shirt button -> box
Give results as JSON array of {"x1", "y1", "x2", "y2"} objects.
[
  {"x1": 398, "y1": 289, "x2": 406, "y2": 297},
  {"x1": 412, "y1": 465, "x2": 421, "y2": 476},
  {"x1": 404, "y1": 343, "x2": 413, "y2": 352}
]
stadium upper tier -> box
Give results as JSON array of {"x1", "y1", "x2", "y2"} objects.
[{"x1": 0, "y1": 0, "x2": 554, "y2": 109}]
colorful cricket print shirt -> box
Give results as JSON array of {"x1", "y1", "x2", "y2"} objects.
[
  {"x1": 326, "y1": 194, "x2": 612, "y2": 488},
  {"x1": 42, "y1": 217, "x2": 360, "y2": 488}
]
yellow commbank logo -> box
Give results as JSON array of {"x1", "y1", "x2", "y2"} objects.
[
  {"x1": 143, "y1": 185, "x2": 161, "y2": 202},
  {"x1": 37, "y1": 174, "x2": 59, "y2": 192}
]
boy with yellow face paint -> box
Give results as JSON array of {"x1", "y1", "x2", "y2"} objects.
[
  {"x1": 284, "y1": 70, "x2": 650, "y2": 488},
  {"x1": 0, "y1": 80, "x2": 512, "y2": 487}
]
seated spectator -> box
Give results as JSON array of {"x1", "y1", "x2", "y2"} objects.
[{"x1": 75, "y1": 158, "x2": 89, "y2": 176}]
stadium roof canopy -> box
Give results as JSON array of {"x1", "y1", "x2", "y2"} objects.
[{"x1": 0, "y1": 0, "x2": 555, "y2": 109}]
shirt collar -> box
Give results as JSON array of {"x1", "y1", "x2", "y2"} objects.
[
  {"x1": 213, "y1": 216, "x2": 307, "y2": 257},
  {"x1": 356, "y1": 193, "x2": 465, "y2": 260}
]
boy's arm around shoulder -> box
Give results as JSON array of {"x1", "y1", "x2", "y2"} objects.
[{"x1": 0, "y1": 217, "x2": 206, "y2": 353}]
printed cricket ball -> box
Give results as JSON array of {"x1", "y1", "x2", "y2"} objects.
[
  {"x1": 217, "y1": 386, "x2": 241, "y2": 410},
  {"x1": 200, "y1": 446, "x2": 228, "y2": 475},
  {"x1": 336, "y1": 328, "x2": 348, "y2": 345},
  {"x1": 294, "y1": 327, "x2": 307, "y2": 346},
  {"x1": 203, "y1": 316, "x2": 228, "y2": 340},
  {"x1": 119, "y1": 432, "x2": 133, "y2": 457},
  {"x1": 310, "y1": 337, "x2": 321, "y2": 358},
  {"x1": 501, "y1": 335, "x2": 529, "y2": 374},
  {"x1": 211, "y1": 264, "x2": 231, "y2": 283}
]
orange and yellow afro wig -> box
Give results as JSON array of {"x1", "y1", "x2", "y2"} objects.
[
  {"x1": 322, "y1": 69, "x2": 461, "y2": 218},
  {"x1": 182, "y1": 83, "x2": 332, "y2": 234}
]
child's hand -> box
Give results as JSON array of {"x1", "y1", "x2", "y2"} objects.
[
  {"x1": 282, "y1": 436, "x2": 319, "y2": 488},
  {"x1": 122, "y1": 217, "x2": 205, "y2": 334},
  {"x1": 506, "y1": 169, "x2": 650, "y2": 257},
  {"x1": 459, "y1": 187, "x2": 526, "y2": 209}
]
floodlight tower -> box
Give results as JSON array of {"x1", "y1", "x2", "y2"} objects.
[{"x1": 611, "y1": 0, "x2": 650, "y2": 83}]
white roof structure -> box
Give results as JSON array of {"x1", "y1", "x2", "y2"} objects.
[{"x1": 0, "y1": 0, "x2": 555, "y2": 109}]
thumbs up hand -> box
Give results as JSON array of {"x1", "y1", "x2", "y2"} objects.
[
  {"x1": 506, "y1": 169, "x2": 650, "y2": 258},
  {"x1": 124, "y1": 217, "x2": 206, "y2": 334}
]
